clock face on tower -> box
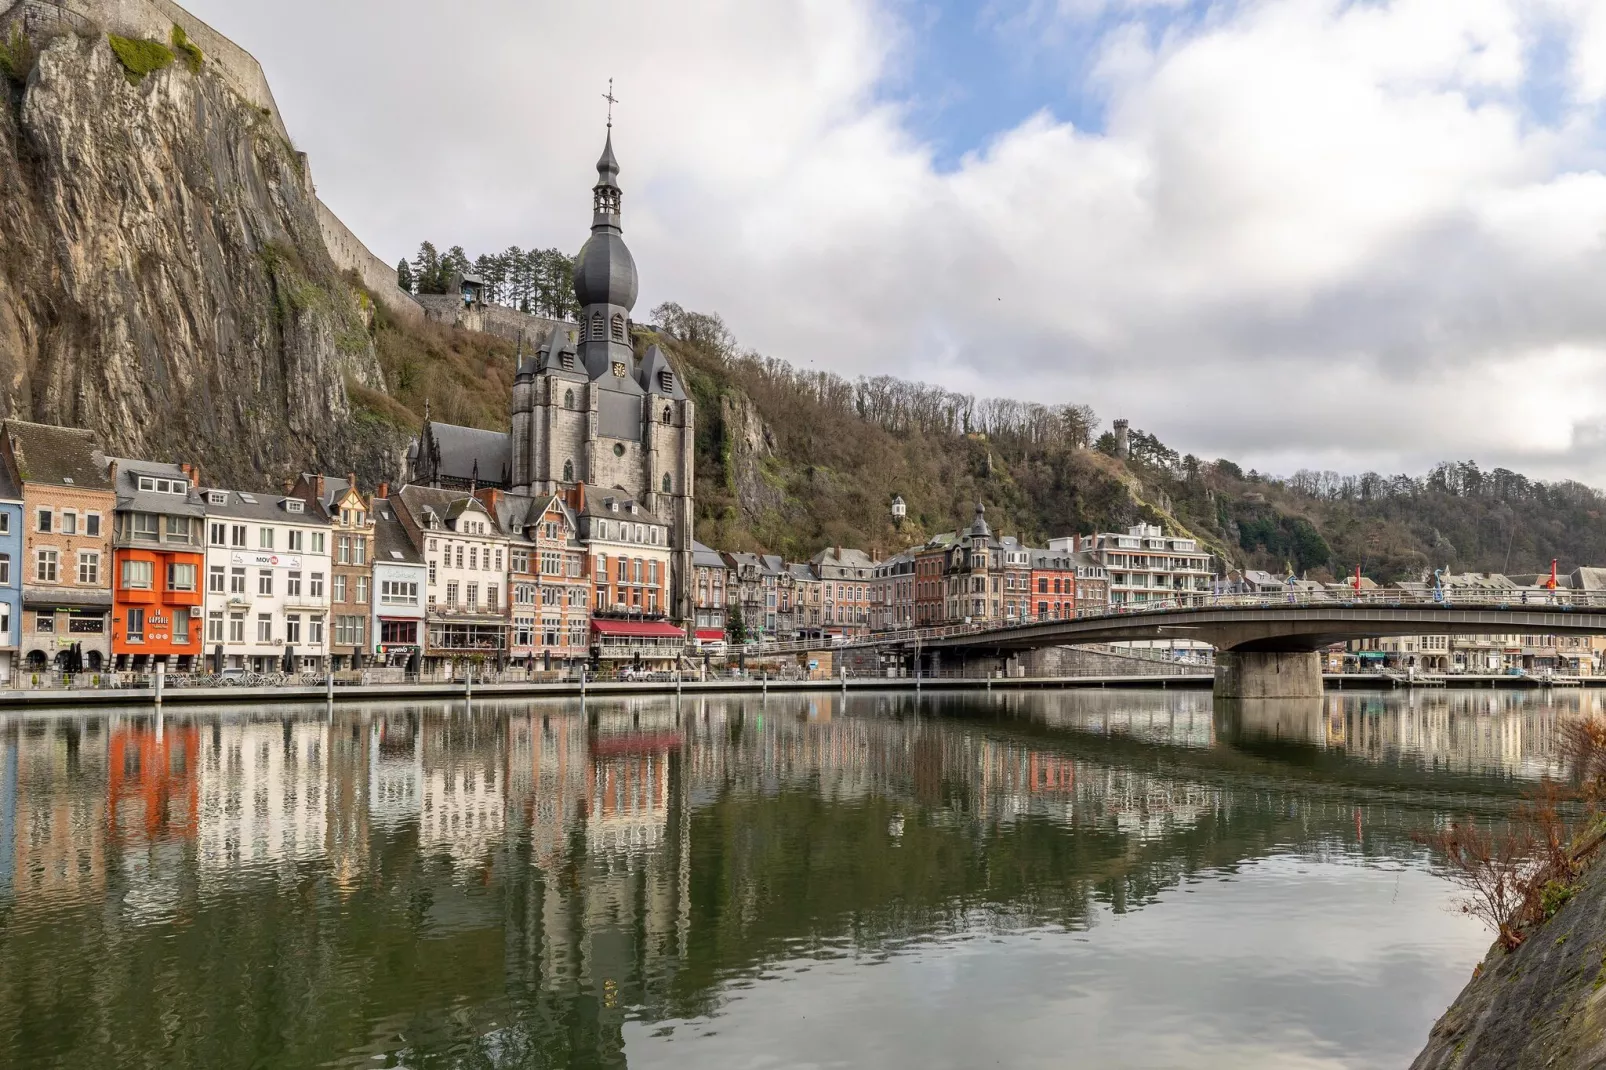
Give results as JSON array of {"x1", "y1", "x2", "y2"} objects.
[{"x1": 612, "y1": 361, "x2": 626, "y2": 377}]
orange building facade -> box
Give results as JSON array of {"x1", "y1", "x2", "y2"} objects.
[{"x1": 109, "y1": 460, "x2": 206, "y2": 670}]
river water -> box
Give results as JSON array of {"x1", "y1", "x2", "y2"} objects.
[{"x1": 0, "y1": 687, "x2": 1589, "y2": 1069}]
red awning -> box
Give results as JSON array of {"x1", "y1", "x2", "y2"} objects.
[
  {"x1": 591, "y1": 619, "x2": 687, "y2": 639},
  {"x1": 695, "y1": 629, "x2": 725, "y2": 641}
]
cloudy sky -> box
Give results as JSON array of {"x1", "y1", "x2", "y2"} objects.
[{"x1": 185, "y1": 0, "x2": 1606, "y2": 483}]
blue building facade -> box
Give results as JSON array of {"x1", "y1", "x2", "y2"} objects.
[{"x1": 0, "y1": 478, "x2": 24, "y2": 684}]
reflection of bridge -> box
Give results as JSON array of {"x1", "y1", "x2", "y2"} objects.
[{"x1": 818, "y1": 596, "x2": 1606, "y2": 698}]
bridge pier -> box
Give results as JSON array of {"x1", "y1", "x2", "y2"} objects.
[{"x1": 1213, "y1": 650, "x2": 1323, "y2": 700}]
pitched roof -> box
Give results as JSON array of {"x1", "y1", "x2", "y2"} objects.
[
  {"x1": 395, "y1": 484, "x2": 500, "y2": 534},
  {"x1": 371, "y1": 499, "x2": 424, "y2": 565},
  {"x1": 4, "y1": 421, "x2": 112, "y2": 490},
  {"x1": 1571, "y1": 567, "x2": 1606, "y2": 591},
  {"x1": 692, "y1": 540, "x2": 728, "y2": 569},
  {"x1": 106, "y1": 457, "x2": 205, "y2": 517},
  {"x1": 198, "y1": 486, "x2": 328, "y2": 524},
  {"x1": 578, "y1": 488, "x2": 663, "y2": 524},
  {"x1": 638, "y1": 344, "x2": 688, "y2": 400},
  {"x1": 423, "y1": 422, "x2": 511, "y2": 486}
]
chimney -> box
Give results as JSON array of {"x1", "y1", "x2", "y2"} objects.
[
  {"x1": 282, "y1": 479, "x2": 294, "y2": 494},
  {"x1": 377, "y1": 481, "x2": 390, "y2": 500},
  {"x1": 347, "y1": 471, "x2": 357, "y2": 492},
  {"x1": 312, "y1": 474, "x2": 324, "y2": 499}
]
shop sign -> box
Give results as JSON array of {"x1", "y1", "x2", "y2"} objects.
[{"x1": 230, "y1": 552, "x2": 303, "y2": 569}]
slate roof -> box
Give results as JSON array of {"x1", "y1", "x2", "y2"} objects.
[
  {"x1": 106, "y1": 457, "x2": 205, "y2": 517},
  {"x1": 421, "y1": 422, "x2": 512, "y2": 486},
  {"x1": 4, "y1": 420, "x2": 113, "y2": 490},
  {"x1": 394, "y1": 484, "x2": 500, "y2": 534},
  {"x1": 199, "y1": 486, "x2": 329, "y2": 525},
  {"x1": 491, "y1": 492, "x2": 575, "y2": 543},
  {"x1": 691, "y1": 540, "x2": 728, "y2": 569},
  {"x1": 0, "y1": 455, "x2": 25, "y2": 502},
  {"x1": 295, "y1": 473, "x2": 360, "y2": 520},
  {"x1": 579, "y1": 488, "x2": 663, "y2": 524},
  {"x1": 811, "y1": 547, "x2": 875, "y2": 578},
  {"x1": 371, "y1": 499, "x2": 424, "y2": 565},
  {"x1": 639, "y1": 344, "x2": 688, "y2": 400}
]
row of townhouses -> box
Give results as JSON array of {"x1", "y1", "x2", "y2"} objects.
[
  {"x1": 0, "y1": 420, "x2": 700, "y2": 680},
  {"x1": 688, "y1": 505, "x2": 1127, "y2": 645}
]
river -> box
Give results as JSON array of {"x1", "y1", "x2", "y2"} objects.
[{"x1": 0, "y1": 687, "x2": 1590, "y2": 1069}]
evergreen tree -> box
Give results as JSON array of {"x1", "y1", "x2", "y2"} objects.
[
  {"x1": 411, "y1": 242, "x2": 445, "y2": 295},
  {"x1": 395, "y1": 258, "x2": 413, "y2": 293},
  {"x1": 726, "y1": 605, "x2": 748, "y2": 645}
]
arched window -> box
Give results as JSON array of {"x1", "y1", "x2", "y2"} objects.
[
  {"x1": 662, "y1": 473, "x2": 672, "y2": 494},
  {"x1": 563, "y1": 388, "x2": 575, "y2": 409},
  {"x1": 590, "y1": 312, "x2": 605, "y2": 340},
  {"x1": 611, "y1": 313, "x2": 626, "y2": 342},
  {"x1": 563, "y1": 459, "x2": 574, "y2": 482},
  {"x1": 661, "y1": 406, "x2": 672, "y2": 425}
]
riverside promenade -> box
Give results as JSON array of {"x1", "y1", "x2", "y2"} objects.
[{"x1": 0, "y1": 670, "x2": 1601, "y2": 709}]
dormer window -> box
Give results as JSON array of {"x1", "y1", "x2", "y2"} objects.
[
  {"x1": 590, "y1": 312, "x2": 605, "y2": 340},
  {"x1": 560, "y1": 352, "x2": 576, "y2": 371},
  {"x1": 611, "y1": 313, "x2": 626, "y2": 342},
  {"x1": 659, "y1": 370, "x2": 673, "y2": 393},
  {"x1": 207, "y1": 491, "x2": 227, "y2": 506},
  {"x1": 286, "y1": 500, "x2": 304, "y2": 514}
]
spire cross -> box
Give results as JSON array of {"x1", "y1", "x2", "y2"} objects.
[{"x1": 603, "y1": 78, "x2": 618, "y2": 128}]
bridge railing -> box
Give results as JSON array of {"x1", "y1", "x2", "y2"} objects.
[{"x1": 731, "y1": 587, "x2": 1606, "y2": 656}]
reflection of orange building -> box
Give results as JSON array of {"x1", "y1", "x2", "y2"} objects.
[{"x1": 107, "y1": 724, "x2": 199, "y2": 844}]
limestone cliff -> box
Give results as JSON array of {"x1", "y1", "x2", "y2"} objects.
[{"x1": 0, "y1": 16, "x2": 407, "y2": 486}]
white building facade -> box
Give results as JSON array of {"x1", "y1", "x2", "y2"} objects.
[
  {"x1": 201, "y1": 489, "x2": 333, "y2": 672},
  {"x1": 1052, "y1": 524, "x2": 1213, "y2": 608}
]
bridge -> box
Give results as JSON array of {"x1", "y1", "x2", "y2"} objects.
[{"x1": 762, "y1": 592, "x2": 1606, "y2": 698}]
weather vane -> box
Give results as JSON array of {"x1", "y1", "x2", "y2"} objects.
[{"x1": 603, "y1": 78, "x2": 618, "y2": 128}]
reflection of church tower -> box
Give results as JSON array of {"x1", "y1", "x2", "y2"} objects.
[{"x1": 510, "y1": 127, "x2": 696, "y2": 622}]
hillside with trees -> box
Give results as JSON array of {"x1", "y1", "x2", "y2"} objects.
[{"x1": 354, "y1": 271, "x2": 1606, "y2": 581}]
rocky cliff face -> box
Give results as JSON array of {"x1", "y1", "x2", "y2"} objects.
[
  {"x1": 0, "y1": 26, "x2": 407, "y2": 486},
  {"x1": 1412, "y1": 841, "x2": 1606, "y2": 1069}
]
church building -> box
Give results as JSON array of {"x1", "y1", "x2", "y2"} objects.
[{"x1": 407, "y1": 130, "x2": 696, "y2": 622}]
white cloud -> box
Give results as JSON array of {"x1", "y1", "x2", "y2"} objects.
[{"x1": 182, "y1": 0, "x2": 1606, "y2": 482}]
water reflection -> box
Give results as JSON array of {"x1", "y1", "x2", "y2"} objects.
[{"x1": 0, "y1": 689, "x2": 1582, "y2": 1068}]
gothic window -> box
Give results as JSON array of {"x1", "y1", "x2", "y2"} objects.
[
  {"x1": 563, "y1": 388, "x2": 575, "y2": 409},
  {"x1": 661, "y1": 407, "x2": 672, "y2": 425},
  {"x1": 590, "y1": 312, "x2": 605, "y2": 340},
  {"x1": 662, "y1": 473, "x2": 673, "y2": 494},
  {"x1": 563, "y1": 459, "x2": 574, "y2": 482},
  {"x1": 611, "y1": 313, "x2": 626, "y2": 342}
]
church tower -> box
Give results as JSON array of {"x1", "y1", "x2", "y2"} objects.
[{"x1": 510, "y1": 125, "x2": 696, "y2": 623}]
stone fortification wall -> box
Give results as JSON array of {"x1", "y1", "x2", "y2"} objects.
[
  {"x1": 4, "y1": 0, "x2": 290, "y2": 137},
  {"x1": 414, "y1": 295, "x2": 570, "y2": 347},
  {"x1": 316, "y1": 200, "x2": 424, "y2": 327}
]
